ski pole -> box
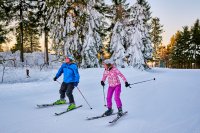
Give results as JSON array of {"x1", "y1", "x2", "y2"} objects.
[
  {"x1": 103, "y1": 86, "x2": 107, "y2": 107},
  {"x1": 56, "y1": 80, "x2": 61, "y2": 84},
  {"x1": 130, "y1": 78, "x2": 155, "y2": 86},
  {"x1": 76, "y1": 87, "x2": 93, "y2": 110}
]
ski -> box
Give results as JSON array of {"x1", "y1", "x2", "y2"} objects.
[
  {"x1": 37, "y1": 103, "x2": 68, "y2": 108},
  {"x1": 55, "y1": 105, "x2": 82, "y2": 116},
  {"x1": 86, "y1": 112, "x2": 118, "y2": 120},
  {"x1": 109, "y1": 111, "x2": 128, "y2": 124}
]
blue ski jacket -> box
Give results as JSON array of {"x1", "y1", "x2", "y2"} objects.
[{"x1": 55, "y1": 63, "x2": 80, "y2": 83}]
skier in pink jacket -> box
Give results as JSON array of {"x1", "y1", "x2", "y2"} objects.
[{"x1": 101, "y1": 59, "x2": 130, "y2": 116}]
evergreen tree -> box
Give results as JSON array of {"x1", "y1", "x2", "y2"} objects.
[
  {"x1": 170, "y1": 27, "x2": 191, "y2": 68},
  {"x1": 0, "y1": 24, "x2": 7, "y2": 44},
  {"x1": 11, "y1": 4, "x2": 41, "y2": 53},
  {"x1": 136, "y1": 0, "x2": 153, "y2": 62},
  {"x1": 47, "y1": 0, "x2": 106, "y2": 68},
  {"x1": 37, "y1": 0, "x2": 52, "y2": 65},
  {"x1": 47, "y1": 0, "x2": 81, "y2": 57},
  {"x1": 81, "y1": 0, "x2": 105, "y2": 68},
  {"x1": 7, "y1": 0, "x2": 38, "y2": 62},
  {"x1": 126, "y1": 0, "x2": 153, "y2": 69},
  {"x1": 180, "y1": 26, "x2": 191, "y2": 68},
  {"x1": 126, "y1": 25, "x2": 145, "y2": 69},
  {"x1": 190, "y1": 19, "x2": 200, "y2": 68},
  {"x1": 157, "y1": 35, "x2": 176, "y2": 68},
  {"x1": 170, "y1": 31, "x2": 182, "y2": 68},
  {"x1": 110, "y1": 21, "x2": 127, "y2": 67},
  {"x1": 89, "y1": 0, "x2": 110, "y2": 64},
  {"x1": 0, "y1": 0, "x2": 12, "y2": 44},
  {"x1": 24, "y1": 12, "x2": 41, "y2": 53},
  {"x1": 150, "y1": 17, "x2": 164, "y2": 59},
  {"x1": 108, "y1": 0, "x2": 129, "y2": 67},
  {"x1": 12, "y1": 21, "x2": 41, "y2": 53}
]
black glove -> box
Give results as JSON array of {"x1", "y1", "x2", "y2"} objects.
[
  {"x1": 125, "y1": 82, "x2": 130, "y2": 87},
  {"x1": 53, "y1": 77, "x2": 57, "y2": 81},
  {"x1": 74, "y1": 82, "x2": 79, "y2": 87},
  {"x1": 101, "y1": 81, "x2": 105, "y2": 86}
]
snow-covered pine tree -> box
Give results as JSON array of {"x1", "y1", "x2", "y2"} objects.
[
  {"x1": 46, "y1": 0, "x2": 68, "y2": 56},
  {"x1": 46, "y1": 0, "x2": 105, "y2": 68},
  {"x1": 46, "y1": 0, "x2": 85, "y2": 62},
  {"x1": 137, "y1": 0, "x2": 153, "y2": 63},
  {"x1": 126, "y1": 0, "x2": 153, "y2": 69},
  {"x1": 108, "y1": 0, "x2": 129, "y2": 67},
  {"x1": 37, "y1": 0, "x2": 54, "y2": 65},
  {"x1": 92, "y1": 1, "x2": 116, "y2": 65},
  {"x1": 126, "y1": 25, "x2": 145, "y2": 69},
  {"x1": 110, "y1": 21, "x2": 127, "y2": 67},
  {"x1": 81, "y1": 0, "x2": 105, "y2": 68}
]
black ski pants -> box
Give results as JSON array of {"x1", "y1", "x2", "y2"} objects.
[{"x1": 59, "y1": 82, "x2": 75, "y2": 104}]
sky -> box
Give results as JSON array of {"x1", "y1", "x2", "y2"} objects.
[{"x1": 105, "y1": 0, "x2": 200, "y2": 45}]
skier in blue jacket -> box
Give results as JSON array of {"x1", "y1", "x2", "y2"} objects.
[{"x1": 53, "y1": 54, "x2": 80, "y2": 110}]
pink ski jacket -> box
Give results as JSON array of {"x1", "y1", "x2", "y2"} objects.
[{"x1": 102, "y1": 67, "x2": 127, "y2": 87}]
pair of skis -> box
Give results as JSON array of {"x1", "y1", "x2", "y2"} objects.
[
  {"x1": 86, "y1": 111, "x2": 128, "y2": 124},
  {"x1": 37, "y1": 103, "x2": 127, "y2": 124},
  {"x1": 37, "y1": 103, "x2": 82, "y2": 116}
]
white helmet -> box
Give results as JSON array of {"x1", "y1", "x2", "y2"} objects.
[{"x1": 104, "y1": 59, "x2": 114, "y2": 64}]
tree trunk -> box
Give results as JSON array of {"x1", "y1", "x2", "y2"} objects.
[
  {"x1": 44, "y1": 27, "x2": 49, "y2": 65},
  {"x1": 20, "y1": 0, "x2": 24, "y2": 62},
  {"x1": 30, "y1": 33, "x2": 33, "y2": 53}
]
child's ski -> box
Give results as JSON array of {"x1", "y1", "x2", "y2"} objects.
[
  {"x1": 86, "y1": 112, "x2": 118, "y2": 120},
  {"x1": 37, "y1": 103, "x2": 67, "y2": 108},
  {"x1": 55, "y1": 105, "x2": 82, "y2": 116},
  {"x1": 109, "y1": 111, "x2": 128, "y2": 124}
]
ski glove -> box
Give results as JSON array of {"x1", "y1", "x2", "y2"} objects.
[
  {"x1": 101, "y1": 81, "x2": 105, "y2": 86},
  {"x1": 74, "y1": 82, "x2": 79, "y2": 87},
  {"x1": 125, "y1": 82, "x2": 130, "y2": 87},
  {"x1": 53, "y1": 77, "x2": 57, "y2": 81}
]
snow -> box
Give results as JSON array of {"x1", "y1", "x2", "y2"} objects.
[{"x1": 0, "y1": 68, "x2": 200, "y2": 133}]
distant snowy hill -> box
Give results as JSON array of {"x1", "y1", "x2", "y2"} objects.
[{"x1": 0, "y1": 68, "x2": 200, "y2": 133}]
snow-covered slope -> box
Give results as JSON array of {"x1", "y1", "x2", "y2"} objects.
[{"x1": 0, "y1": 68, "x2": 200, "y2": 133}]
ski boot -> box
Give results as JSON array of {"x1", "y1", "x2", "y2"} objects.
[
  {"x1": 104, "y1": 108, "x2": 113, "y2": 116},
  {"x1": 67, "y1": 103, "x2": 76, "y2": 111},
  {"x1": 117, "y1": 107, "x2": 123, "y2": 117},
  {"x1": 53, "y1": 99, "x2": 66, "y2": 105}
]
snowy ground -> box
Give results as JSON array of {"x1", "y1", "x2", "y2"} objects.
[{"x1": 0, "y1": 68, "x2": 200, "y2": 133}]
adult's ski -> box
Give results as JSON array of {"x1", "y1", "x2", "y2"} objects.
[
  {"x1": 37, "y1": 103, "x2": 68, "y2": 108},
  {"x1": 109, "y1": 111, "x2": 128, "y2": 124},
  {"x1": 86, "y1": 112, "x2": 118, "y2": 120},
  {"x1": 55, "y1": 105, "x2": 82, "y2": 116}
]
